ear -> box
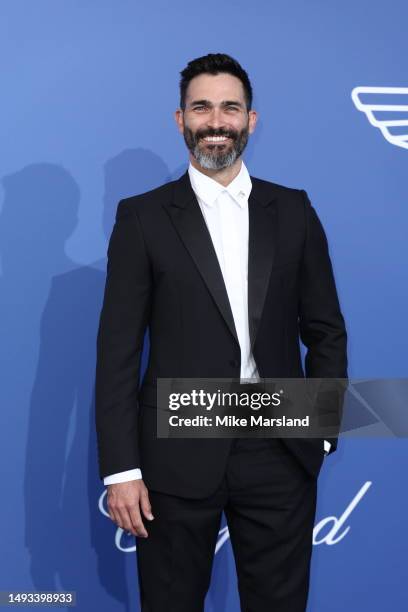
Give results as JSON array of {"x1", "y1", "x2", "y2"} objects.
[
  {"x1": 174, "y1": 109, "x2": 184, "y2": 134},
  {"x1": 248, "y1": 109, "x2": 258, "y2": 134}
]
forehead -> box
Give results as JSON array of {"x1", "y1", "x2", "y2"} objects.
[{"x1": 185, "y1": 73, "x2": 246, "y2": 104}]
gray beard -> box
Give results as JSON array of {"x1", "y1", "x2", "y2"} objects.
[
  {"x1": 183, "y1": 126, "x2": 249, "y2": 170},
  {"x1": 192, "y1": 145, "x2": 239, "y2": 170}
]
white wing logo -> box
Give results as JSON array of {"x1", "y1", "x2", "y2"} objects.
[{"x1": 351, "y1": 86, "x2": 408, "y2": 149}]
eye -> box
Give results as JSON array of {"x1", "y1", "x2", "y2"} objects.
[{"x1": 193, "y1": 105, "x2": 208, "y2": 112}]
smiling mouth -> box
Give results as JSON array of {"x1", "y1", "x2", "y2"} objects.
[{"x1": 201, "y1": 136, "x2": 230, "y2": 143}]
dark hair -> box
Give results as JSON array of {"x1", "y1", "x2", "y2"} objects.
[{"x1": 179, "y1": 53, "x2": 253, "y2": 111}]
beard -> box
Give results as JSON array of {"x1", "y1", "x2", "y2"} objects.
[{"x1": 183, "y1": 124, "x2": 249, "y2": 170}]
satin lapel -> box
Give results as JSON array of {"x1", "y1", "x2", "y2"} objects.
[
  {"x1": 247, "y1": 178, "x2": 278, "y2": 351},
  {"x1": 164, "y1": 171, "x2": 239, "y2": 347}
]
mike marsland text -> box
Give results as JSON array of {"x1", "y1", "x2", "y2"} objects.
[{"x1": 167, "y1": 415, "x2": 310, "y2": 428}]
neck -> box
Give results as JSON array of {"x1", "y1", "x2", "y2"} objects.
[{"x1": 189, "y1": 155, "x2": 242, "y2": 187}]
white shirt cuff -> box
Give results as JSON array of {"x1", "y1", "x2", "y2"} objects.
[
  {"x1": 103, "y1": 468, "x2": 142, "y2": 485},
  {"x1": 323, "y1": 440, "x2": 332, "y2": 454}
]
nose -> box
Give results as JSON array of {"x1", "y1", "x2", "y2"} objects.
[{"x1": 206, "y1": 107, "x2": 225, "y2": 130}]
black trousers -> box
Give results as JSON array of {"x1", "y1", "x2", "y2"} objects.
[{"x1": 136, "y1": 436, "x2": 318, "y2": 612}]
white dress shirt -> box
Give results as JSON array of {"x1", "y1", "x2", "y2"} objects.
[
  {"x1": 103, "y1": 161, "x2": 330, "y2": 486},
  {"x1": 189, "y1": 159, "x2": 261, "y2": 382}
]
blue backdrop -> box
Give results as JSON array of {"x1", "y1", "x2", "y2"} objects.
[{"x1": 1, "y1": 1, "x2": 407, "y2": 610}]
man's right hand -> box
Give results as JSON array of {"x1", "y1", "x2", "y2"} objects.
[{"x1": 106, "y1": 479, "x2": 154, "y2": 537}]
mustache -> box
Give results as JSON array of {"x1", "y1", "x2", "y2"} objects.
[{"x1": 195, "y1": 128, "x2": 238, "y2": 140}]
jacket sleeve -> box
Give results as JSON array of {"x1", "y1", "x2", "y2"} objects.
[
  {"x1": 95, "y1": 199, "x2": 152, "y2": 479},
  {"x1": 298, "y1": 189, "x2": 348, "y2": 453}
]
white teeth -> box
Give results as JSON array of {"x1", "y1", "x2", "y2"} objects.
[{"x1": 203, "y1": 136, "x2": 228, "y2": 142}]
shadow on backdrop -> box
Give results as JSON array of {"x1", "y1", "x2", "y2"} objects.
[{"x1": 5, "y1": 150, "x2": 176, "y2": 611}]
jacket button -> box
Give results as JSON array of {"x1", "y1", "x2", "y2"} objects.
[{"x1": 229, "y1": 359, "x2": 239, "y2": 367}]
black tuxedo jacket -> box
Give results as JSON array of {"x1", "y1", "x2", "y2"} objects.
[{"x1": 95, "y1": 170, "x2": 347, "y2": 498}]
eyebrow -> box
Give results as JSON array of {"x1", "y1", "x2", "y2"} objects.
[{"x1": 189, "y1": 99, "x2": 244, "y2": 108}]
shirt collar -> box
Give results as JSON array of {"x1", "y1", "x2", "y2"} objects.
[{"x1": 188, "y1": 160, "x2": 252, "y2": 208}]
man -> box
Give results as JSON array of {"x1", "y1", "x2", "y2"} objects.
[{"x1": 95, "y1": 53, "x2": 347, "y2": 611}]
